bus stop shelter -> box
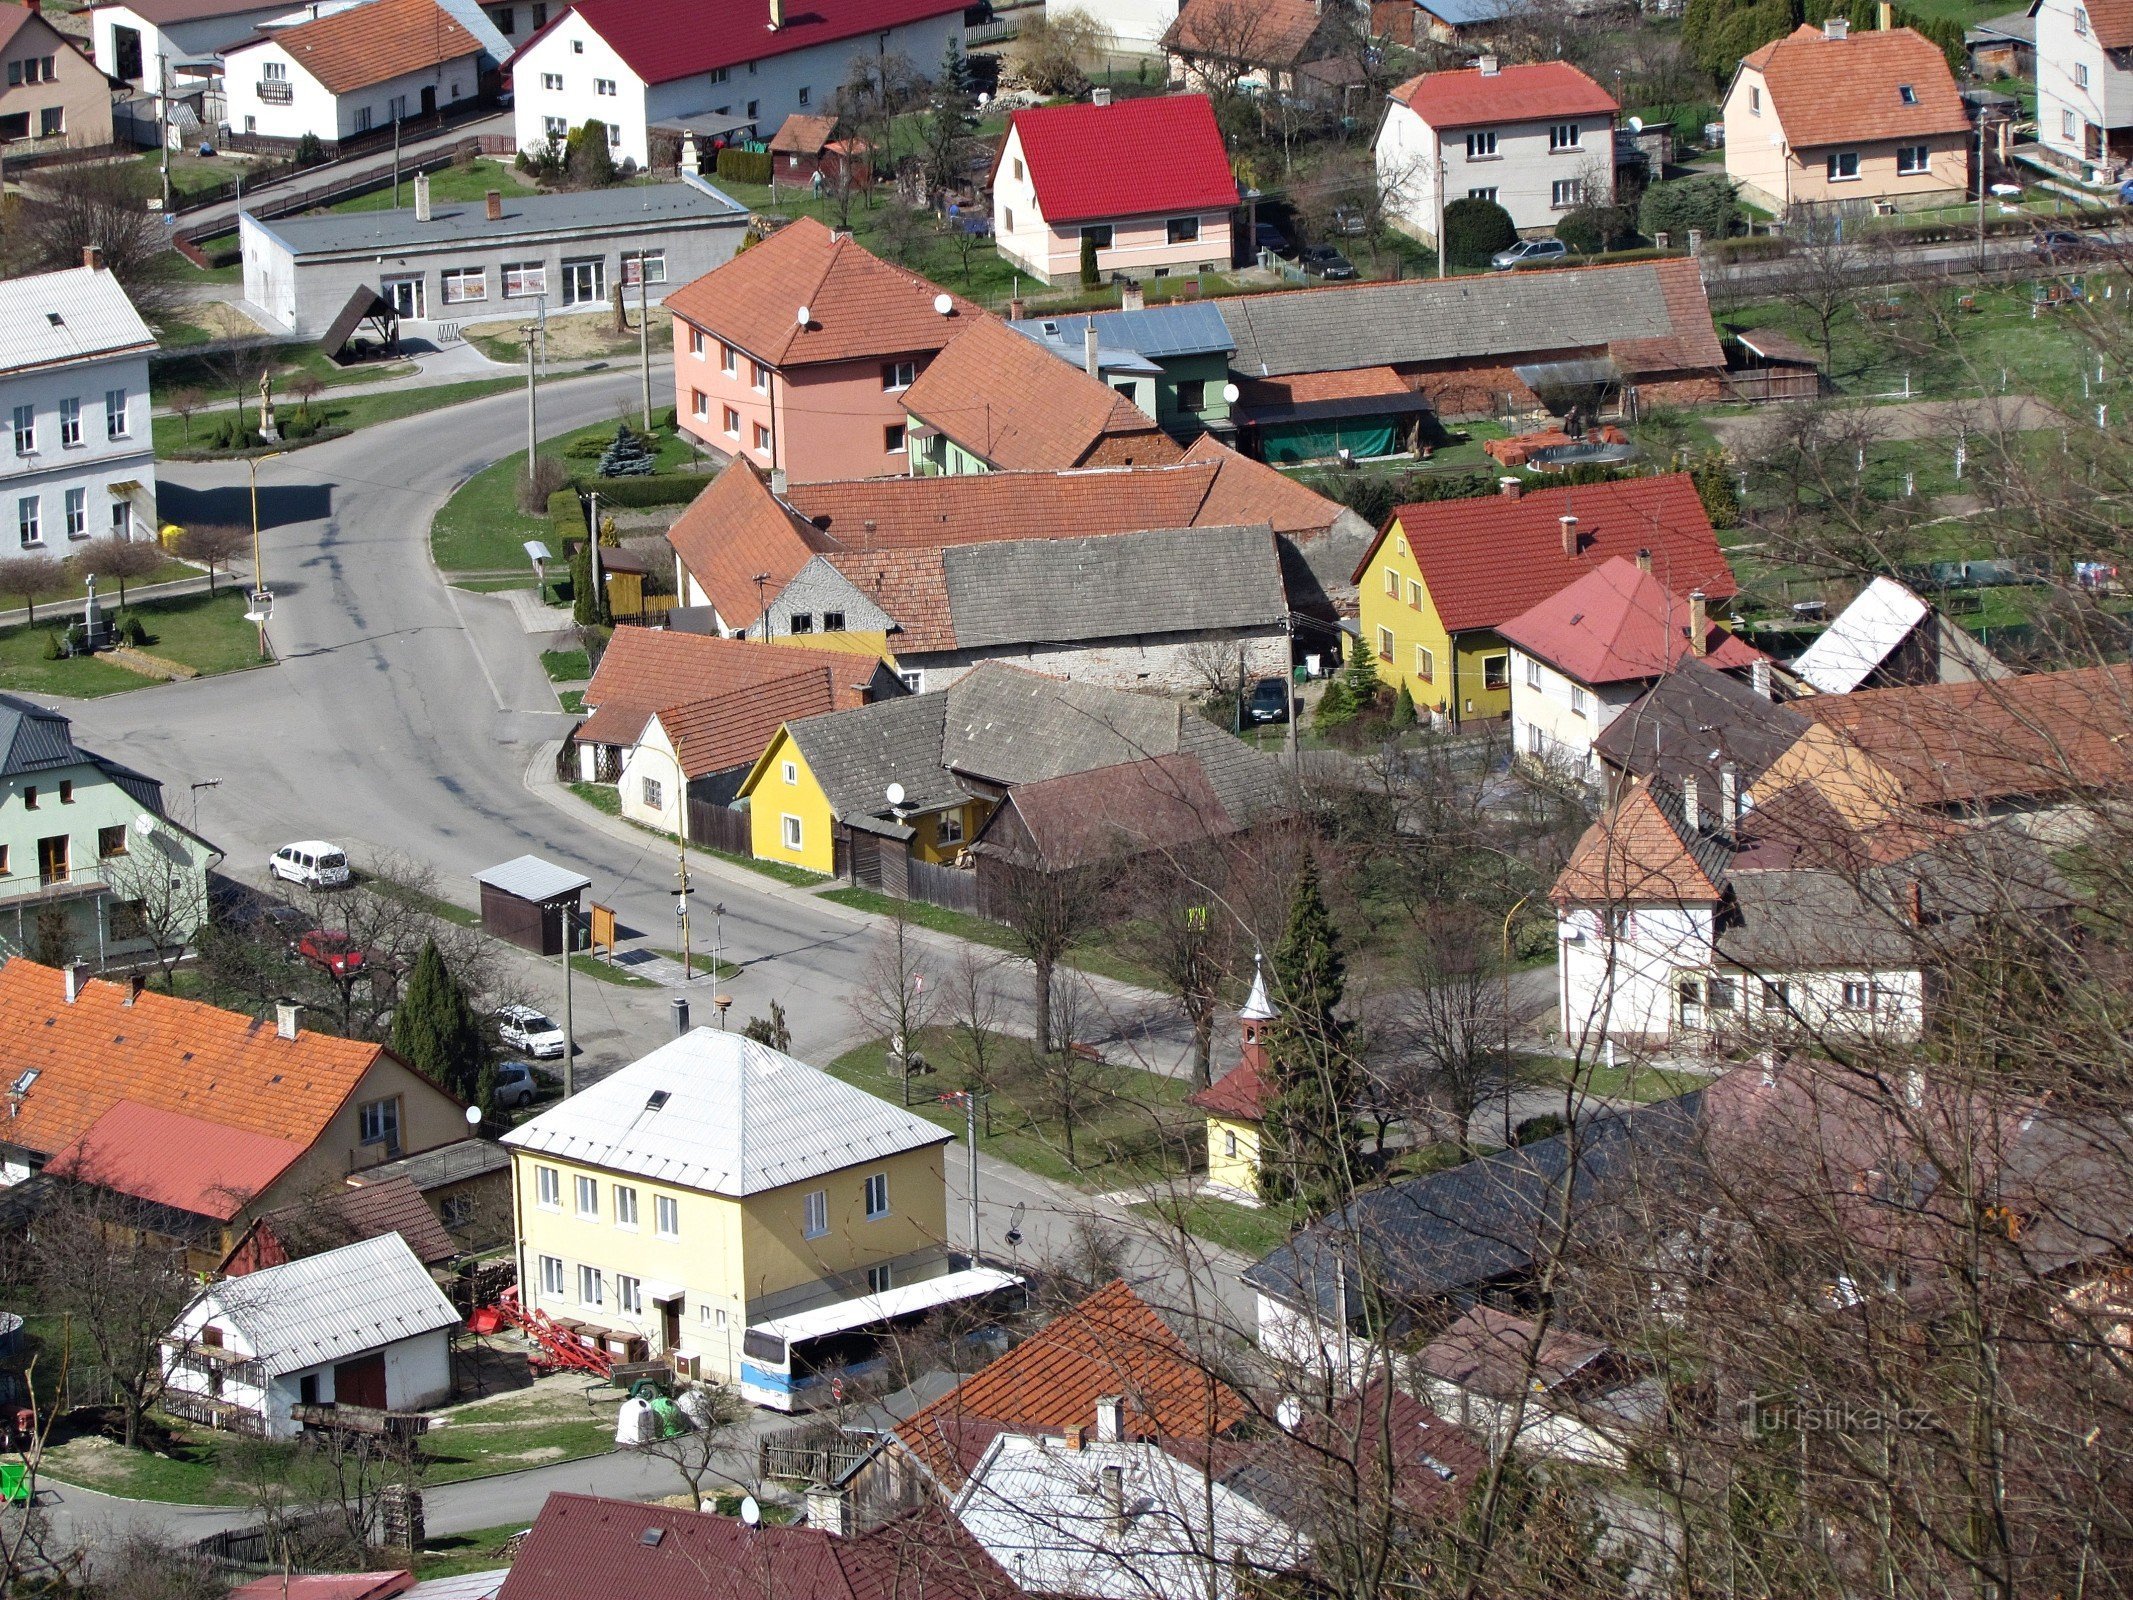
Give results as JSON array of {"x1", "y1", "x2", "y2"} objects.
[{"x1": 475, "y1": 855, "x2": 591, "y2": 956}]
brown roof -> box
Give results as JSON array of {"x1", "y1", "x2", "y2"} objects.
[
  {"x1": 1739, "y1": 24, "x2": 1968, "y2": 149},
  {"x1": 1796, "y1": 662, "x2": 2133, "y2": 809},
  {"x1": 1414, "y1": 1305, "x2": 1614, "y2": 1400},
  {"x1": 902, "y1": 318, "x2": 1184, "y2": 471},
  {"x1": 662, "y1": 460, "x2": 832, "y2": 629},
  {"x1": 249, "y1": 0, "x2": 480, "y2": 95},
  {"x1": 1553, "y1": 784, "x2": 1727, "y2": 904},
  {"x1": 2087, "y1": 0, "x2": 2133, "y2": 48},
  {"x1": 786, "y1": 462, "x2": 1222, "y2": 548},
  {"x1": 1612, "y1": 257, "x2": 1731, "y2": 376},
  {"x1": 1177, "y1": 434, "x2": 1345, "y2": 538},
  {"x1": 655, "y1": 664, "x2": 867, "y2": 779},
  {"x1": 1187, "y1": 1057, "x2": 1270, "y2": 1121},
  {"x1": 768, "y1": 112, "x2": 839, "y2": 154},
  {"x1": 577, "y1": 624, "x2": 852, "y2": 747},
  {"x1": 221, "y1": 1171, "x2": 461, "y2": 1272},
  {"x1": 895, "y1": 1279, "x2": 1248, "y2": 1489},
  {"x1": 662, "y1": 217, "x2": 981, "y2": 369},
  {"x1": 976, "y1": 753, "x2": 1238, "y2": 872},
  {"x1": 0, "y1": 960, "x2": 405, "y2": 1164},
  {"x1": 822, "y1": 547, "x2": 956, "y2": 652},
  {"x1": 1165, "y1": 0, "x2": 1329, "y2": 66}
]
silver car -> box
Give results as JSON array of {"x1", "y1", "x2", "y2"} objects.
[{"x1": 1491, "y1": 238, "x2": 1569, "y2": 270}]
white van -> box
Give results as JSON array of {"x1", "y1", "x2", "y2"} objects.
[{"x1": 270, "y1": 840, "x2": 351, "y2": 889}]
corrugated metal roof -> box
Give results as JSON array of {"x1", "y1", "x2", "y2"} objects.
[
  {"x1": 500, "y1": 1029, "x2": 951, "y2": 1195},
  {"x1": 201, "y1": 1233, "x2": 460, "y2": 1376},
  {"x1": 1009, "y1": 302, "x2": 1235, "y2": 361},
  {"x1": 475, "y1": 854, "x2": 590, "y2": 902},
  {"x1": 0, "y1": 265, "x2": 156, "y2": 377},
  {"x1": 0, "y1": 694, "x2": 80, "y2": 776},
  {"x1": 252, "y1": 178, "x2": 744, "y2": 258},
  {"x1": 1792, "y1": 576, "x2": 1930, "y2": 694},
  {"x1": 405, "y1": 1572, "x2": 507, "y2": 1600}
]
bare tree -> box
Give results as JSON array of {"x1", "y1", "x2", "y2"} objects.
[
  {"x1": 74, "y1": 535, "x2": 166, "y2": 607},
  {"x1": 82, "y1": 1526, "x2": 234, "y2": 1600},
  {"x1": 638, "y1": 1383, "x2": 751, "y2": 1505},
  {"x1": 1383, "y1": 904, "x2": 1518, "y2": 1157},
  {"x1": 201, "y1": 340, "x2": 275, "y2": 435},
  {"x1": 10, "y1": 163, "x2": 186, "y2": 327},
  {"x1": 942, "y1": 943, "x2": 1007, "y2": 1124},
  {"x1": 988, "y1": 861, "x2": 1108, "y2": 1057},
  {"x1": 0, "y1": 553, "x2": 67, "y2": 624},
  {"x1": 849, "y1": 908, "x2": 937, "y2": 1103},
  {"x1": 1118, "y1": 846, "x2": 1239, "y2": 1090},
  {"x1": 166, "y1": 387, "x2": 205, "y2": 445},
  {"x1": 104, "y1": 839, "x2": 211, "y2": 993},
  {"x1": 174, "y1": 523, "x2": 250, "y2": 596}
]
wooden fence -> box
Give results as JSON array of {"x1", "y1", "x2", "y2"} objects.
[
  {"x1": 1722, "y1": 368, "x2": 1823, "y2": 403},
  {"x1": 687, "y1": 800, "x2": 753, "y2": 857},
  {"x1": 760, "y1": 1422, "x2": 875, "y2": 1484},
  {"x1": 907, "y1": 856, "x2": 984, "y2": 916}
]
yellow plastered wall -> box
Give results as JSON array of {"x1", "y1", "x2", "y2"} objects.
[
  {"x1": 910, "y1": 799, "x2": 991, "y2": 865},
  {"x1": 744, "y1": 729, "x2": 837, "y2": 874},
  {"x1": 776, "y1": 631, "x2": 896, "y2": 662},
  {"x1": 1204, "y1": 1115, "x2": 1261, "y2": 1195},
  {"x1": 737, "y1": 1144, "x2": 948, "y2": 1306},
  {"x1": 1356, "y1": 517, "x2": 1514, "y2": 724}
]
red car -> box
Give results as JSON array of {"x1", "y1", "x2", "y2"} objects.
[{"x1": 298, "y1": 929, "x2": 367, "y2": 977}]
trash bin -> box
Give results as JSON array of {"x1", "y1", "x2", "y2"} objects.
[{"x1": 159, "y1": 524, "x2": 185, "y2": 550}]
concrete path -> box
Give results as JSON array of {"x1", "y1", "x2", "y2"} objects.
[{"x1": 1704, "y1": 393, "x2": 2072, "y2": 456}]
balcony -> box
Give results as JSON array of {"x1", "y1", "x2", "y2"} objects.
[
  {"x1": 257, "y1": 79, "x2": 293, "y2": 104},
  {"x1": 0, "y1": 861, "x2": 112, "y2": 907}
]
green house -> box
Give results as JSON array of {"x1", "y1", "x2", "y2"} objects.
[{"x1": 1006, "y1": 302, "x2": 1238, "y2": 444}]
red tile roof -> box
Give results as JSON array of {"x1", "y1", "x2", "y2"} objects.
[
  {"x1": 0, "y1": 961, "x2": 401, "y2": 1163},
  {"x1": 2087, "y1": 0, "x2": 2133, "y2": 48},
  {"x1": 655, "y1": 664, "x2": 863, "y2": 779},
  {"x1": 1003, "y1": 94, "x2": 1239, "y2": 224},
  {"x1": 662, "y1": 218, "x2": 980, "y2": 369},
  {"x1": 787, "y1": 461, "x2": 1222, "y2": 548},
  {"x1": 824, "y1": 547, "x2": 955, "y2": 652},
  {"x1": 1187, "y1": 1058, "x2": 1270, "y2": 1121},
  {"x1": 768, "y1": 112, "x2": 839, "y2": 155},
  {"x1": 253, "y1": 0, "x2": 479, "y2": 95},
  {"x1": 229, "y1": 1576, "x2": 413, "y2": 1600},
  {"x1": 1358, "y1": 473, "x2": 1734, "y2": 636},
  {"x1": 52, "y1": 1100, "x2": 309, "y2": 1223},
  {"x1": 1554, "y1": 785, "x2": 1723, "y2": 904},
  {"x1": 1165, "y1": 0, "x2": 1330, "y2": 65},
  {"x1": 1496, "y1": 556, "x2": 1765, "y2": 686},
  {"x1": 508, "y1": 0, "x2": 968, "y2": 88},
  {"x1": 1740, "y1": 25, "x2": 1968, "y2": 149},
  {"x1": 903, "y1": 318, "x2": 1184, "y2": 470},
  {"x1": 895, "y1": 1279, "x2": 1248, "y2": 1489},
  {"x1": 662, "y1": 460, "x2": 832, "y2": 628},
  {"x1": 1177, "y1": 434, "x2": 1347, "y2": 538},
  {"x1": 577, "y1": 624, "x2": 844, "y2": 746},
  {"x1": 1390, "y1": 59, "x2": 1619, "y2": 128}
]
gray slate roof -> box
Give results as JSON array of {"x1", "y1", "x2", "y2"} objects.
[
  {"x1": 941, "y1": 525, "x2": 1285, "y2": 650},
  {"x1": 1591, "y1": 658, "x2": 1810, "y2": 789},
  {"x1": 1009, "y1": 302, "x2": 1235, "y2": 360},
  {"x1": 250, "y1": 175, "x2": 746, "y2": 258},
  {"x1": 784, "y1": 689, "x2": 966, "y2": 819},
  {"x1": 1217, "y1": 266, "x2": 1687, "y2": 378},
  {"x1": 0, "y1": 696, "x2": 81, "y2": 777},
  {"x1": 201, "y1": 1232, "x2": 460, "y2": 1377}
]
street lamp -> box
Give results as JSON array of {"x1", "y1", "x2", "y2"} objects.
[{"x1": 245, "y1": 451, "x2": 284, "y2": 659}]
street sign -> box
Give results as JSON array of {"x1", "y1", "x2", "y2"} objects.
[{"x1": 588, "y1": 903, "x2": 616, "y2": 959}]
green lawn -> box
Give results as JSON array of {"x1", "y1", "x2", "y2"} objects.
[
  {"x1": 1520, "y1": 1053, "x2": 1704, "y2": 1104},
  {"x1": 559, "y1": 689, "x2": 586, "y2": 714},
  {"x1": 542, "y1": 647, "x2": 590, "y2": 681},
  {"x1": 827, "y1": 1028, "x2": 1199, "y2": 1189},
  {"x1": 132, "y1": 148, "x2": 256, "y2": 205},
  {"x1": 820, "y1": 886, "x2": 1166, "y2": 990},
  {"x1": 152, "y1": 339, "x2": 419, "y2": 409},
  {"x1": 1129, "y1": 1193, "x2": 1299, "y2": 1257},
  {"x1": 0, "y1": 590, "x2": 269, "y2": 698},
  {"x1": 415, "y1": 1522, "x2": 528, "y2": 1582},
  {"x1": 156, "y1": 379, "x2": 519, "y2": 458},
  {"x1": 568, "y1": 779, "x2": 621, "y2": 816},
  {"x1": 0, "y1": 555, "x2": 193, "y2": 615},
  {"x1": 328, "y1": 158, "x2": 522, "y2": 214}
]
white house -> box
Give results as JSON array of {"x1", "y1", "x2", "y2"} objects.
[
  {"x1": 90, "y1": 0, "x2": 299, "y2": 97},
  {"x1": 1057, "y1": 0, "x2": 1188, "y2": 56},
  {"x1": 220, "y1": 0, "x2": 485, "y2": 143},
  {"x1": 2034, "y1": 0, "x2": 2133, "y2": 175},
  {"x1": 1377, "y1": 57, "x2": 1619, "y2": 245},
  {"x1": 0, "y1": 254, "x2": 158, "y2": 552},
  {"x1": 161, "y1": 1233, "x2": 459, "y2": 1438},
  {"x1": 505, "y1": 0, "x2": 966, "y2": 173}
]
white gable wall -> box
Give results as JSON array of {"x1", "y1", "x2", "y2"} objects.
[{"x1": 223, "y1": 38, "x2": 483, "y2": 141}]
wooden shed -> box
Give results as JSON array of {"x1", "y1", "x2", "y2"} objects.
[{"x1": 475, "y1": 855, "x2": 591, "y2": 956}]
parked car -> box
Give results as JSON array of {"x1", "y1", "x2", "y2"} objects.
[
  {"x1": 297, "y1": 928, "x2": 367, "y2": 977},
  {"x1": 1254, "y1": 222, "x2": 1292, "y2": 257},
  {"x1": 1492, "y1": 238, "x2": 1568, "y2": 270},
  {"x1": 2033, "y1": 226, "x2": 2106, "y2": 263},
  {"x1": 270, "y1": 840, "x2": 350, "y2": 889},
  {"x1": 493, "y1": 1061, "x2": 542, "y2": 1110},
  {"x1": 1248, "y1": 678, "x2": 1291, "y2": 724},
  {"x1": 1301, "y1": 245, "x2": 1357, "y2": 280},
  {"x1": 1331, "y1": 205, "x2": 1368, "y2": 236},
  {"x1": 498, "y1": 1003, "x2": 568, "y2": 1059}
]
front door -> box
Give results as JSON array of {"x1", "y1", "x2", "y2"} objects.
[
  {"x1": 661, "y1": 1300, "x2": 682, "y2": 1354},
  {"x1": 36, "y1": 835, "x2": 67, "y2": 888},
  {"x1": 333, "y1": 1352, "x2": 387, "y2": 1410},
  {"x1": 420, "y1": 85, "x2": 437, "y2": 116},
  {"x1": 383, "y1": 275, "x2": 424, "y2": 318},
  {"x1": 561, "y1": 256, "x2": 604, "y2": 306}
]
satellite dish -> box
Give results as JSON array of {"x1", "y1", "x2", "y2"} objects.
[
  {"x1": 133, "y1": 814, "x2": 157, "y2": 835},
  {"x1": 739, "y1": 1495, "x2": 762, "y2": 1527},
  {"x1": 1628, "y1": 115, "x2": 1644, "y2": 133},
  {"x1": 1275, "y1": 1395, "x2": 1302, "y2": 1432},
  {"x1": 465, "y1": 1104, "x2": 483, "y2": 1126},
  {"x1": 933, "y1": 292, "x2": 954, "y2": 315},
  {"x1": 796, "y1": 305, "x2": 811, "y2": 325},
  {"x1": 1222, "y1": 382, "x2": 1240, "y2": 404},
  {"x1": 885, "y1": 781, "x2": 906, "y2": 807}
]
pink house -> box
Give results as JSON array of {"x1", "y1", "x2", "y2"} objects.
[
  {"x1": 991, "y1": 93, "x2": 1240, "y2": 287},
  {"x1": 664, "y1": 217, "x2": 980, "y2": 483}
]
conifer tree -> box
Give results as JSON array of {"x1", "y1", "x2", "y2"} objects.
[
  {"x1": 390, "y1": 939, "x2": 488, "y2": 1101},
  {"x1": 596, "y1": 421, "x2": 656, "y2": 478},
  {"x1": 1257, "y1": 857, "x2": 1359, "y2": 1212}
]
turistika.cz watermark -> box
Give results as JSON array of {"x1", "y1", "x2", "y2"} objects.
[{"x1": 1740, "y1": 1396, "x2": 1935, "y2": 1435}]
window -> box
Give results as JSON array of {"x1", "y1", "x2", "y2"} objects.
[
  {"x1": 617, "y1": 1274, "x2": 643, "y2": 1315},
  {"x1": 577, "y1": 1265, "x2": 604, "y2": 1306},
  {"x1": 789, "y1": 612, "x2": 813, "y2": 633},
  {"x1": 1897, "y1": 82, "x2": 1918, "y2": 104},
  {"x1": 359, "y1": 1097, "x2": 400, "y2": 1147},
  {"x1": 354, "y1": 107, "x2": 372, "y2": 132},
  {"x1": 536, "y1": 1164, "x2": 561, "y2": 1207},
  {"x1": 656, "y1": 1194, "x2": 679, "y2": 1237},
  {"x1": 821, "y1": 611, "x2": 844, "y2": 631},
  {"x1": 621, "y1": 250, "x2": 665, "y2": 285},
  {"x1": 110, "y1": 499, "x2": 127, "y2": 536},
  {"x1": 575, "y1": 1174, "x2": 599, "y2": 1217},
  {"x1": 1551, "y1": 178, "x2": 1584, "y2": 209},
  {"x1": 1467, "y1": 186, "x2": 1499, "y2": 202},
  {"x1": 1762, "y1": 979, "x2": 1792, "y2": 1011},
  {"x1": 1012, "y1": 157, "x2": 1024, "y2": 181},
  {"x1": 0, "y1": 111, "x2": 25, "y2": 139},
  {"x1": 1406, "y1": 579, "x2": 1422, "y2": 608},
  {"x1": 1525, "y1": 656, "x2": 1542, "y2": 689},
  {"x1": 690, "y1": 328, "x2": 707, "y2": 359},
  {"x1": 1528, "y1": 723, "x2": 1544, "y2": 757},
  {"x1": 708, "y1": 65, "x2": 729, "y2": 82},
  {"x1": 1897, "y1": 145, "x2": 1929, "y2": 175},
  {"x1": 899, "y1": 669, "x2": 924, "y2": 693},
  {"x1": 1002, "y1": 205, "x2": 1015, "y2": 231},
  {"x1": 753, "y1": 423, "x2": 772, "y2": 452},
  {"x1": 1464, "y1": 130, "x2": 1497, "y2": 158},
  {"x1": 2074, "y1": 62, "x2": 2090, "y2": 89},
  {"x1": 12, "y1": 405, "x2": 33, "y2": 455},
  {"x1": 606, "y1": 122, "x2": 621, "y2": 147},
  {"x1": 1842, "y1": 980, "x2": 1874, "y2": 1010},
  {"x1": 1176, "y1": 379, "x2": 1206, "y2": 413},
  {"x1": 544, "y1": 115, "x2": 566, "y2": 138},
  {"x1": 492, "y1": 5, "x2": 515, "y2": 31},
  {"x1": 1549, "y1": 123, "x2": 1580, "y2": 150},
  {"x1": 863, "y1": 1173, "x2": 889, "y2": 1218},
  {"x1": 1167, "y1": 216, "x2": 1200, "y2": 244},
  {"x1": 1081, "y1": 223, "x2": 1113, "y2": 249},
  {"x1": 750, "y1": 360, "x2": 768, "y2": 393},
  {"x1": 1826, "y1": 150, "x2": 1860, "y2": 181},
  {"x1": 2077, "y1": 6, "x2": 2089, "y2": 34},
  {"x1": 595, "y1": 77, "x2": 616, "y2": 95},
  {"x1": 58, "y1": 399, "x2": 80, "y2": 448},
  {"x1": 885, "y1": 423, "x2": 906, "y2": 455},
  {"x1": 536, "y1": 5, "x2": 548, "y2": 25},
  {"x1": 539, "y1": 1254, "x2": 565, "y2": 1296},
  {"x1": 57, "y1": 781, "x2": 70, "y2": 805},
  {"x1": 1749, "y1": 85, "x2": 1760, "y2": 114},
  {"x1": 61, "y1": 488, "x2": 83, "y2": 540},
  {"x1": 867, "y1": 1264, "x2": 894, "y2": 1294},
  {"x1": 104, "y1": 388, "x2": 129, "y2": 439},
  {"x1": 937, "y1": 811, "x2": 963, "y2": 846},
  {"x1": 540, "y1": 71, "x2": 562, "y2": 89},
  {"x1": 1415, "y1": 645, "x2": 1434, "y2": 682},
  {"x1": 98, "y1": 824, "x2": 127, "y2": 859},
  {"x1": 1376, "y1": 626, "x2": 1394, "y2": 662},
  {"x1": 882, "y1": 360, "x2": 916, "y2": 390},
  {"x1": 691, "y1": 388, "x2": 708, "y2": 420},
  {"x1": 1570, "y1": 685, "x2": 1588, "y2": 718},
  {"x1": 1708, "y1": 976, "x2": 1738, "y2": 1011},
  {"x1": 720, "y1": 343, "x2": 737, "y2": 377},
  {"x1": 803, "y1": 1189, "x2": 828, "y2": 1238},
  {"x1": 642, "y1": 775, "x2": 663, "y2": 809},
  {"x1": 782, "y1": 760, "x2": 798, "y2": 784},
  {"x1": 441, "y1": 267, "x2": 488, "y2": 304},
  {"x1": 782, "y1": 814, "x2": 803, "y2": 850},
  {"x1": 504, "y1": 261, "x2": 547, "y2": 298},
  {"x1": 614, "y1": 1185, "x2": 639, "y2": 1227},
  {"x1": 797, "y1": 86, "x2": 810, "y2": 105},
  {"x1": 1384, "y1": 567, "x2": 1399, "y2": 596},
  {"x1": 2064, "y1": 108, "x2": 2078, "y2": 140},
  {"x1": 569, "y1": 36, "x2": 581, "y2": 50},
  {"x1": 747, "y1": 100, "x2": 758, "y2": 118},
  {"x1": 37, "y1": 105, "x2": 63, "y2": 136},
  {"x1": 723, "y1": 406, "x2": 740, "y2": 437},
  {"x1": 1483, "y1": 654, "x2": 1510, "y2": 691},
  {"x1": 1224, "y1": 1129, "x2": 1238, "y2": 1158}
]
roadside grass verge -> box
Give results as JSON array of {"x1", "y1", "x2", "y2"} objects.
[
  {"x1": 0, "y1": 590, "x2": 268, "y2": 698},
  {"x1": 155, "y1": 379, "x2": 518, "y2": 459},
  {"x1": 819, "y1": 886, "x2": 1165, "y2": 991}
]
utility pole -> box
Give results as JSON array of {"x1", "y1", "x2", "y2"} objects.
[
  {"x1": 559, "y1": 909, "x2": 576, "y2": 1097},
  {"x1": 522, "y1": 297, "x2": 543, "y2": 474},
  {"x1": 1976, "y1": 110, "x2": 1988, "y2": 270},
  {"x1": 588, "y1": 489, "x2": 603, "y2": 618},
  {"x1": 392, "y1": 115, "x2": 402, "y2": 209},
  {"x1": 638, "y1": 256, "x2": 653, "y2": 431},
  {"x1": 1435, "y1": 150, "x2": 1448, "y2": 280},
  {"x1": 942, "y1": 1090, "x2": 982, "y2": 1261},
  {"x1": 157, "y1": 58, "x2": 172, "y2": 216},
  {"x1": 673, "y1": 851, "x2": 693, "y2": 981}
]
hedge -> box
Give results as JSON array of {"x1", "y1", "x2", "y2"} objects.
[
  {"x1": 716, "y1": 147, "x2": 773, "y2": 186},
  {"x1": 569, "y1": 471, "x2": 710, "y2": 507},
  {"x1": 548, "y1": 487, "x2": 586, "y2": 549}
]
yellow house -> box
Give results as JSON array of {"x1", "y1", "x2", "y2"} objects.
[
  {"x1": 1350, "y1": 474, "x2": 1736, "y2": 728},
  {"x1": 503, "y1": 1027, "x2": 1008, "y2": 1400},
  {"x1": 1187, "y1": 961, "x2": 1278, "y2": 1204}
]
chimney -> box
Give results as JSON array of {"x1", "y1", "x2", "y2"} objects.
[
  {"x1": 1008, "y1": 294, "x2": 1025, "y2": 320},
  {"x1": 1477, "y1": 53, "x2": 1500, "y2": 75},
  {"x1": 125, "y1": 974, "x2": 145, "y2": 1006},
  {"x1": 1750, "y1": 658, "x2": 1773, "y2": 700},
  {"x1": 413, "y1": 172, "x2": 432, "y2": 222},
  {"x1": 770, "y1": 467, "x2": 789, "y2": 496},
  {"x1": 1688, "y1": 591, "x2": 1708, "y2": 656},
  {"x1": 275, "y1": 1001, "x2": 301, "y2": 1040},
  {"x1": 1823, "y1": 15, "x2": 1847, "y2": 39},
  {"x1": 1095, "y1": 1396, "x2": 1124, "y2": 1443},
  {"x1": 1084, "y1": 322, "x2": 1101, "y2": 377},
  {"x1": 81, "y1": 245, "x2": 104, "y2": 272},
  {"x1": 1876, "y1": 0, "x2": 1892, "y2": 27},
  {"x1": 672, "y1": 996, "x2": 690, "y2": 1036},
  {"x1": 62, "y1": 961, "x2": 86, "y2": 1004},
  {"x1": 806, "y1": 1483, "x2": 851, "y2": 1537},
  {"x1": 1099, "y1": 1464, "x2": 1126, "y2": 1537},
  {"x1": 485, "y1": 189, "x2": 503, "y2": 221},
  {"x1": 1119, "y1": 281, "x2": 1145, "y2": 312},
  {"x1": 1907, "y1": 878, "x2": 1925, "y2": 925},
  {"x1": 1063, "y1": 1425, "x2": 1086, "y2": 1451},
  {"x1": 1635, "y1": 546, "x2": 1651, "y2": 573},
  {"x1": 1559, "y1": 514, "x2": 1579, "y2": 556},
  {"x1": 1091, "y1": 86, "x2": 1112, "y2": 107},
  {"x1": 1498, "y1": 476, "x2": 1522, "y2": 500},
  {"x1": 768, "y1": 0, "x2": 782, "y2": 27},
  {"x1": 1720, "y1": 763, "x2": 1739, "y2": 828},
  {"x1": 24, "y1": 0, "x2": 38, "y2": 12},
  {"x1": 1682, "y1": 780, "x2": 1701, "y2": 833}
]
